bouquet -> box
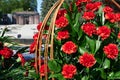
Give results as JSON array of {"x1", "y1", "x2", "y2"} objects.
[{"x1": 30, "y1": 0, "x2": 120, "y2": 80}]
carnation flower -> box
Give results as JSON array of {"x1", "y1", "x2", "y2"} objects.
[
  {"x1": 37, "y1": 22, "x2": 49, "y2": 31},
  {"x1": 81, "y1": 22, "x2": 96, "y2": 36},
  {"x1": 17, "y1": 53, "x2": 26, "y2": 66},
  {"x1": 0, "y1": 46, "x2": 13, "y2": 58},
  {"x1": 57, "y1": 9, "x2": 67, "y2": 19},
  {"x1": 62, "y1": 64, "x2": 77, "y2": 79},
  {"x1": 57, "y1": 30, "x2": 69, "y2": 40},
  {"x1": 118, "y1": 32, "x2": 120, "y2": 39},
  {"x1": 103, "y1": 6, "x2": 113, "y2": 13},
  {"x1": 29, "y1": 41, "x2": 37, "y2": 53},
  {"x1": 115, "y1": 13, "x2": 120, "y2": 22},
  {"x1": 55, "y1": 16, "x2": 69, "y2": 28},
  {"x1": 33, "y1": 32, "x2": 38, "y2": 40},
  {"x1": 97, "y1": 26, "x2": 111, "y2": 40},
  {"x1": 83, "y1": 12, "x2": 95, "y2": 20},
  {"x1": 86, "y1": 2, "x2": 102, "y2": 12},
  {"x1": 105, "y1": 12, "x2": 116, "y2": 23},
  {"x1": 39, "y1": 64, "x2": 49, "y2": 76},
  {"x1": 79, "y1": 53, "x2": 96, "y2": 68},
  {"x1": 62, "y1": 41, "x2": 77, "y2": 54},
  {"x1": 103, "y1": 43, "x2": 119, "y2": 59}
]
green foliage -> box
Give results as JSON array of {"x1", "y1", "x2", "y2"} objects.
[{"x1": 0, "y1": 0, "x2": 37, "y2": 14}]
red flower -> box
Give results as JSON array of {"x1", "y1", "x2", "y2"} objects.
[
  {"x1": 81, "y1": 22, "x2": 96, "y2": 36},
  {"x1": 33, "y1": 32, "x2": 38, "y2": 40},
  {"x1": 118, "y1": 32, "x2": 120, "y2": 39},
  {"x1": 62, "y1": 41, "x2": 77, "y2": 54},
  {"x1": 105, "y1": 13, "x2": 116, "y2": 23},
  {"x1": 103, "y1": 6, "x2": 113, "y2": 13},
  {"x1": 62, "y1": 64, "x2": 77, "y2": 79},
  {"x1": 57, "y1": 30, "x2": 70, "y2": 40},
  {"x1": 39, "y1": 64, "x2": 49, "y2": 76},
  {"x1": 115, "y1": 13, "x2": 120, "y2": 22},
  {"x1": 17, "y1": 53, "x2": 26, "y2": 66},
  {"x1": 0, "y1": 46, "x2": 13, "y2": 58},
  {"x1": 94, "y1": 1, "x2": 102, "y2": 9},
  {"x1": 83, "y1": 12, "x2": 95, "y2": 20},
  {"x1": 86, "y1": 2, "x2": 102, "y2": 12},
  {"x1": 37, "y1": 22, "x2": 49, "y2": 31},
  {"x1": 97, "y1": 26, "x2": 111, "y2": 40},
  {"x1": 55, "y1": 16, "x2": 69, "y2": 28},
  {"x1": 57, "y1": 9, "x2": 67, "y2": 19},
  {"x1": 103, "y1": 43, "x2": 119, "y2": 59},
  {"x1": 76, "y1": 0, "x2": 81, "y2": 6},
  {"x1": 79, "y1": 53, "x2": 96, "y2": 68},
  {"x1": 29, "y1": 41, "x2": 37, "y2": 53}
]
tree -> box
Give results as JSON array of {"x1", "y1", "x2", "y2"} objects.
[
  {"x1": 40, "y1": 0, "x2": 72, "y2": 20},
  {"x1": 0, "y1": 0, "x2": 37, "y2": 14}
]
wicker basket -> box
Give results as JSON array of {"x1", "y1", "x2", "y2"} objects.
[{"x1": 35, "y1": 0, "x2": 64, "y2": 80}]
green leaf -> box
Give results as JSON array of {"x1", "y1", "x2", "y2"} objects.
[
  {"x1": 103, "y1": 58, "x2": 110, "y2": 69},
  {"x1": 114, "y1": 71, "x2": 120, "y2": 77},
  {"x1": 95, "y1": 68, "x2": 107, "y2": 79},
  {"x1": 49, "y1": 73, "x2": 66, "y2": 80},
  {"x1": 63, "y1": 2, "x2": 69, "y2": 11},
  {"x1": 66, "y1": 14, "x2": 73, "y2": 26},
  {"x1": 73, "y1": 13, "x2": 80, "y2": 33},
  {"x1": 86, "y1": 36, "x2": 95, "y2": 54},
  {"x1": 79, "y1": 47, "x2": 88, "y2": 54},
  {"x1": 81, "y1": 76, "x2": 89, "y2": 80},
  {"x1": 48, "y1": 60, "x2": 61, "y2": 73},
  {"x1": 95, "y1": 40, "x2": 101, "y2": 53}
]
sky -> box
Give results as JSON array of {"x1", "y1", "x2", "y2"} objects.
[{"x1": 37, "y1": 0, "x2": 42, "y2": 14}]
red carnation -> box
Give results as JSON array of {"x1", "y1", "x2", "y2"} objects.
[
  {"x1": 83, "y1": 12, "x2": 95, "y2": 20},
  {"x1": 29, "y1": 41, "x2": 37, "y2": 53},
  {"x1": 94, "y1": 1, "x2": 102, "y2": 9},
  {"x1": 57, "y1": 30, "x2": 70, "y2": 40},
  {"x1": 0, "y1": 46, "x2": 13, "y2": 58},
  {"x1": 17, "y1": 53, "x2": 26, "y2": 66},
  {"x1": 105, "y1": 13, "x2": 116, "y2": 23},
  {"x1": 62, "y1": 64, "x2": 77, "y2": 79},
  {"x1": 118, "y1": 32, "x2": 120, "y2": 39},
  {"x1": 62, "y1": 41, "x2": 77, "y2": 54},
  {"x1": 37, "y1": 22, "x2": 49, "y2": 31},
  {"x1": 33, "y1": 32, "x2": 38, "y2": 40},
  {"x1": 79, "y1": 53, "x2": 96, "y2": 68},
  {"x1": 81, "y1": 22, "x2": 96, "y2": 36},
  {"x1": 97, "y1": 26, "x2": 111, "y2": 40},
  {"x1": 39, "y1": 64, "x2": 49, "y2": 76},
  {"x1": 57, "y1": 9, "x2": 67, "y2": 19},
  {"x1": 103, "y1": 43, "x2": 119, "y2": 59},
  {"x1": 115, "y1": 13, "x2": 120, "y2": 22},
  {"x1": 103, "y1": 6, "x2": 113, "y2": 13},
  {"x1": 86, "y1": 2, "x2": 102, "y2": 12},
  {"x1": 55, "y1": 16, "x2": 69, "y2": 28}
]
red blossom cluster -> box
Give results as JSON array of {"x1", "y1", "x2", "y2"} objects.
[
  {"x1": 79, "y1": 53, "x2": 96, "y2": 68},
  {"x1": 97, "y1": 26, "x2": 111, "y2": 40},
  {"x1": 103, "y1": 6, "x2": 120, "y2": 23},
  {"x1": 81, "y1": 22, "x2": 96, "y2": 36},
  {"x1": 0, "y1": 46, "x2": 13, "y2": 59},
  {"x1": 62, "y1": 64, "x2": 77, "y2": 79},
  {"x1": 86, "y1": 2, "x2": 102, "y2": 12},
  {"x1": 103, "y1": 43, "x2": 119, "y2": 59},
  {"x1": 57, "y1": 30, "x2": 70, "y2": 40},
  {"x1": 62, "y1": 41, "x2": 77, "y2": 54}
]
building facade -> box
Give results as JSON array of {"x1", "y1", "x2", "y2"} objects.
[{"x1": 13, "y1": 11, "x2": 40, "y2": 25}]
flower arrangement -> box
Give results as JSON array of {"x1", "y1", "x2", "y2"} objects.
[{"x1": 31, "y1": 0, "x2": 120, "y2": 80}]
